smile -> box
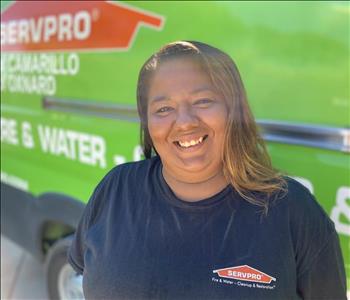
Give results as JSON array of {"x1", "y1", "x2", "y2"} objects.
[{"x1": 174, "y1": 135, "x2": 208, "y2": 148}]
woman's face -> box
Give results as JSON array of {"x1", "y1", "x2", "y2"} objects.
[{"x1": 147, "y1": 57, "x2": 228, "y2": 183}]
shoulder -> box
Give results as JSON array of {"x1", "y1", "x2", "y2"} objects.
[
  {"x1": 283, "y1": 176, "x2": 314, "y2": 202},
  {"x1": 114, "y1": 156, "x2": 160, "y2": 178},
  {"x1": 282, "y1": 177, "x2": 331, "y2": 224},
  {"x1": 265, "y1": 176, "x2": 335, "y2": 238},
  {"x1": 98, "y1": 156, "x2": 160, "y2": 188},
  {"x1": 277, "y1": 177, "x2": 337, "y2": 274},
  {"x1": 87, "y1": 157, "x2": 160, "y2": 220}
]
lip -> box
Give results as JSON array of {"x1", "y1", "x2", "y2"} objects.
[
  {"x1": 172, "y1": 134, "x2": 209, "y2": 152},
  {"x1": 172, "y1": 133, "x2": 207, "y2": 143}
]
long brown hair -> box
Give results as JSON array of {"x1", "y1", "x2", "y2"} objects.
[{"x1": 137, "y1": 41, "x2": 286, "y2": 213}]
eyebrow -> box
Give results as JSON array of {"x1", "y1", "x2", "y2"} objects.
[
  {"x1": 150, "y1": 95, "x2": 169, "y2": 103},
  {"x1": 149, "y1": 86, "x2": 214, "y2": 104}
]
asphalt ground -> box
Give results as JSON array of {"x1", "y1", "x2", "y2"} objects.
[{"x1": 1, "y1": 235, "x2": 48, "y2": 300}]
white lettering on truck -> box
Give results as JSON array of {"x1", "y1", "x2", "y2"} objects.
[
  {"x1": 2, "y1": 53, "x2": 79, "y2": 75},
  {"x1": 38, "y1": 125, "x2": 106, "y2": 168},
  {"x1": 1, "y1": 117, "x2": 19, "y2": 145},
  {"x1": 1, "y1": 10, "x2": 91, "y2": 46},
  {"x1": 21, "y1": 121, "x2": 34, "y2": 149},
  {"x1": 1, "y1": 52, "x2": 80, "y2": 95},
  {"x1": 331, "y1": 187, "x2": 350, "y2": 236}
]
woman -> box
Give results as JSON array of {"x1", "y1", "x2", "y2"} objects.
[{"x1": 68, "y1": 41, "x2": 346, "y2": 299}]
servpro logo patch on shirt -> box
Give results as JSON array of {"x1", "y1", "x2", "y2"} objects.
[
  {"x1": 212, "y1": 265, "x2": 276, "y2": 290},
  {"x1": 213, "y1": 265, "x2": 276, "y2": 283}
]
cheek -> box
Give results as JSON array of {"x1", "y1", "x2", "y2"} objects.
[
  {"x1": 202, "y1": 108, "x2": 228, "y2": 134},
  {"x1": 147, "y1": 115, "x2": 172, "y2": 144}
]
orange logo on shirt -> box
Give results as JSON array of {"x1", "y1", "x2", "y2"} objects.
[{"x1": 213, "y1": 265, "x2": 276, "y2": 284}]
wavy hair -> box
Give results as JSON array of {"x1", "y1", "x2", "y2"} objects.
[{"x1": 137, "y1": 41, "x2": 286, "y2": 213}]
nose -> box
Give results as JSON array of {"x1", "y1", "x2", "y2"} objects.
[{"x1": 174, "y1": 104, "x2": 199, "y2": 130}]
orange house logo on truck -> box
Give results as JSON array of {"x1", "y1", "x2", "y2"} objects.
[
  {"x1": 0, "y1": 1, "x2": 164, "y2": 52},
  {"x1": 213, "y1": 265, "x2": 276, "y2": 284}
]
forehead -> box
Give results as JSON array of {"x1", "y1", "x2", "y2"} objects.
[{"x1": 147, "y1": 57, "x2": 215, "y2": 100}]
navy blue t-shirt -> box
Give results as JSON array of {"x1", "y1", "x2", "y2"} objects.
[{"x1": 68, "y1": 156, "x2": 346, "y2": 299}]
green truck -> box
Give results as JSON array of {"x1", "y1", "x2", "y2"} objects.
[{"x1": 1, "y1": 1, "x2": 349, "y2": 299}]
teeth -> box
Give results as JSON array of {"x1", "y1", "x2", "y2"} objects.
[{"x1": 178, "y1": 136, "x2": 205, "y2": 148}]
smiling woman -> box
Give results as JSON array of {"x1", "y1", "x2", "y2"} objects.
[
  {"x1": 137, "y1": 41, "x2": 285, "y2": 209},
  {"x1": 68, "y1": 41, "x2": 347, "y2": 300}
]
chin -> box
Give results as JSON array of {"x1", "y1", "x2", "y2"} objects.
[{"x1": 178, "y1": 159, "x2": 220, "y2": 177}]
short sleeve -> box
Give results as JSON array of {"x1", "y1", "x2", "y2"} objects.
[
  {"x1": 286, "y1": 179, "x2": 347, "y2": 299},
  {"x1": 297, "y1": 231, "x2": 347, "y2": 300},
  {"x1": 67, "y1": 189, "x2": 97, "y2": 274},
  {"x1": 67, "y1": 169, "x2": 115, "y2": 274}
]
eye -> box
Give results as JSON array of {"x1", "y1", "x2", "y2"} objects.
[
  {"x1": 155, "y1": 106, "x2": 173, "y2": 114},
  {"x1": 194, "y1": 98, "x2": 214, "y2": 106}
]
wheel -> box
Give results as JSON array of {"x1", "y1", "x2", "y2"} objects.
[{"x1": 45, "y1": 236, "x2": 84, "y2": 300}]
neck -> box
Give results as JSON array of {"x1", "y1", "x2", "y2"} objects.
[{"x1": 162, "y1": 167, "x2": 229, "y2": 202}]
